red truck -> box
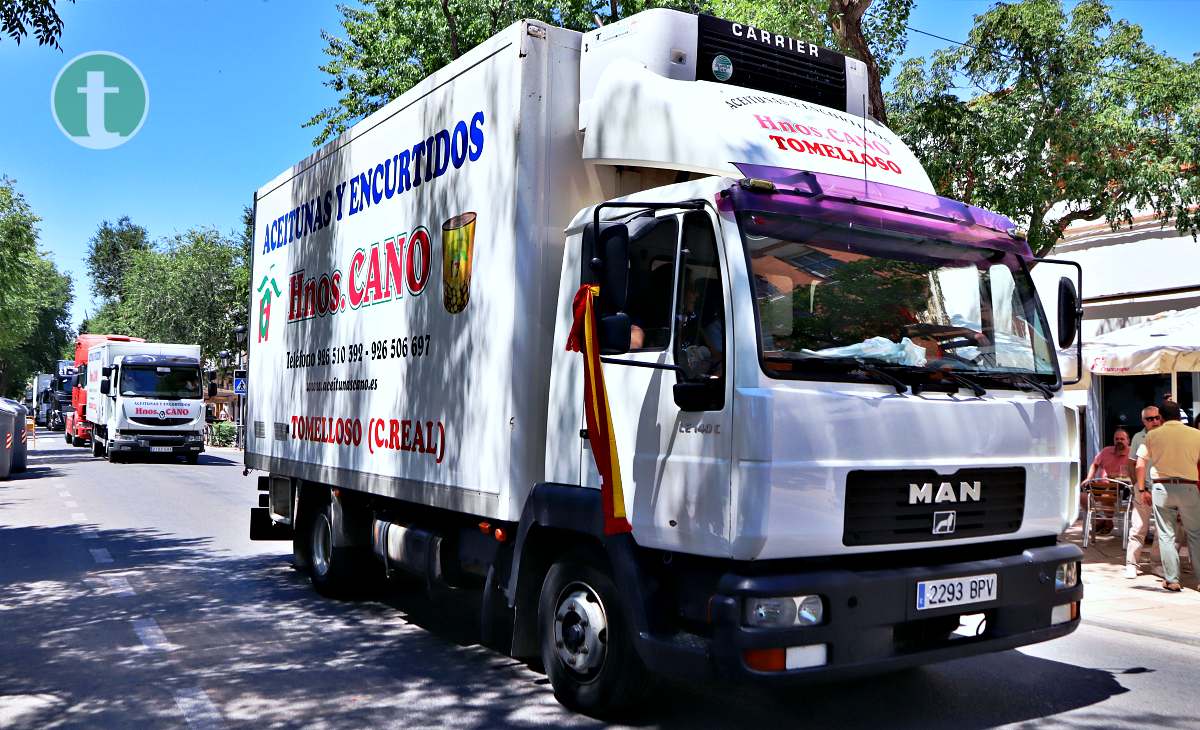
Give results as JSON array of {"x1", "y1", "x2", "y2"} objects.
[{"x1": 64, "y1": 333, "x2": 144, "y2": 447}]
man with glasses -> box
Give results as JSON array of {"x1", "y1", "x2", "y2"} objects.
[
  {"x1": 1126, "y1": 406, "x2": 1162, "y2": 578},
  {"x1": 1135, "y1": 400, "x2": 1200, "y2": 591}
]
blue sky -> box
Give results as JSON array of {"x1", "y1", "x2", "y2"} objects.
[{"x1": 1, "y1": 0, "x2": 1194, "y2": 328}]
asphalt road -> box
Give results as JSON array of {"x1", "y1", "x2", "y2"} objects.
[{"x1": 2, "y1": 431, "x2": 1199, "y2": 729}]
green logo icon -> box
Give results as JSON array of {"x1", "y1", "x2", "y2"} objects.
[
  {"x1": 51, "y1": 51, "x2": 149, "y2": 149},
  {"x1": 712, "y1": 54, "x2": 734, "y2": 82}
]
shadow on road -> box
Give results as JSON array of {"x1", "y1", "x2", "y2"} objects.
[{"x1": 0, "y1": 521, "x2": 1160, "y2": 729}]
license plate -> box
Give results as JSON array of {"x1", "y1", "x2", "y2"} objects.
[
  {"x1": 150, "y1": 446, "x2": 173, "y2": 453},
  {"x1": 916, "y1": 573, "x2": 998, "y2": 611}
]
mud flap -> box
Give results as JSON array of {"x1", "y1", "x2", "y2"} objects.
[{"x1": 250, "y1": 507, "x2": 293, "y2": 540}]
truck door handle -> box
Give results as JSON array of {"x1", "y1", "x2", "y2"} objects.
[{"x1": 579, "y1": 429, "x2": 588, "y2": 440}]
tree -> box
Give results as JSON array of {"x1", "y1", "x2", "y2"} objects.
[
  {"x1": 889, "y1": 0, "x2": 1200, "y2": 255},
  {"x1": 1, "y1": 0, "x2": 72, "y2": 48},
  {"x1": 119, "y1": 228, "x2": 249, "y2": 360},
  {"x1": 0, "y1": 177, "x2": 74, "y2": 396},
  {"x1": 306, "y1": 0, "x2": 913, "y2": 145},
  {"x1": 86, "y1": 216, "x2": 151, "y2": 302}
]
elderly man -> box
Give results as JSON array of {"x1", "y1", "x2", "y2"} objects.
[
  {"x1": 1136, "y1": 400, "x2": 1200, "y2": 592},
  {"x1": 1125, "y1": 406, "x2": 1163, "y2": 578}
]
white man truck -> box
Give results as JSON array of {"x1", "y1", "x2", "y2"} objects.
[
  {"x1": 247, "y1": 10, "x2": 1084, "y2": 716},
  {"x1": 86, "y1": 341, "x2": 210, "y2": 464}
]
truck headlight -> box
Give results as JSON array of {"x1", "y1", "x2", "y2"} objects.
[
  {"x1": 1055, "y1": 561, "x2": 1078, "y2": 591},
  {"x1": 744, "y1": 595, "x2": 824, "y2": 627},
  {"x1": 187, "y1": 432, "x2": 203, "y2": 441}
]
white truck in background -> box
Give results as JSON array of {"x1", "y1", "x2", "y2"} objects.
[
  {"x1": 29, "y1": 373, "x2": 53, "y2": 426},
  {"x1": 247, "y1": 10, "x2": 1084, "y2": 717},
  {"x1": 86, "y1": 341, "x2": 211, "y2": 463}
]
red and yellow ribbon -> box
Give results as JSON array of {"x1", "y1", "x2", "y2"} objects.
[{"x1": 566, "y1": 284, "x2": 632, "y2": 535}]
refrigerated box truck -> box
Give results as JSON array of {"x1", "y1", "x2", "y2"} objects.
[
  {"x1": 247, "y1": 9, "x2": 1085, "y2": 716},
  {"x1": 86, "y1": 341, "x2": 209, "y2": 463}
]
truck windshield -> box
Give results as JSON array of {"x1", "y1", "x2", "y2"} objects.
[
  {"x1": 119, "y1": 366, "x2": 202, "y2": 399},
  {"x1": 740, "y1": 211, "x2": 1057, "y2": 384}
]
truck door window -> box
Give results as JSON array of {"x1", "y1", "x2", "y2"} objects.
[
  {"x1": 675, "y1": 212, "x2": 725, "y2": 381},
  {"x1": 626, "y1": 217, "x2": 679, "y2": 352}
]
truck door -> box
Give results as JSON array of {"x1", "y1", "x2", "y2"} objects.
[{"x1": 582, "y1": 209, "x2": 734, "y2": 555}]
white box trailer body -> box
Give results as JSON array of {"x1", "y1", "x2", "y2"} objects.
[
  {"x1": 86, "y1": 341, "x2": 206, "y2": 460},
  {"x1": 30, "y1": 373, "x2": 53, "y2": 425},
  {"x1": 246, "y1": 10, "x2": 1083, "y2": 713},
  {"x1": 247, "y1": 21, "x2": 595, "y2": 521}
]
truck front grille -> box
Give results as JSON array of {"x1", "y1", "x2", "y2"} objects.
[{"x1": 843, "y1": 467, "x2": 1025, "y2": 546}]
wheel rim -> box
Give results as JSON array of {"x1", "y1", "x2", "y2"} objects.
[
  {"x1": 552, "y1": 581, "x2": 608, "y2": 680},
  {"x1": 312, "y1": 514, "x2": 332, "y2": 577}
]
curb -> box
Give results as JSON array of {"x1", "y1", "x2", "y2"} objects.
[{"x1": 1083, "y1": 616, "x2": 1200, "y2": 648}]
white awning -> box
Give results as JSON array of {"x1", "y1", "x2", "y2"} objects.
[
  {"x1": 1083, "y1": 306, "x2": 1200, "y2": 375},
  {"x1": 582, "y1": 62, "x2": 936, "y2": 194}
]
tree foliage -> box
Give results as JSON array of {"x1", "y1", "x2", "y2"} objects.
[
  {"x1": 0, "y1": 0, "x2": 72, "y2": 48},
  {"x1": 889, "y1": 0, "x2": 1200, "y2": 255},
  {"x1": 87, "y1": 217, "x2": 151, "y2": 302},
  {"x1": 0, "y1": 177, "x2": 74, "y2": 396},
  {"x1": 306, "y1": 0, "x2": 912, "y2": 144},
  {"x1": 118, "y1": 228, "x2": 250, "y2": 360}
]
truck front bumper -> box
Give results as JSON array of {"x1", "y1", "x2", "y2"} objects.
[
  {"x1": 634, "y1": 542, "x2": 1083, "y2": 684},
  {"x1": 109, "y1": 434, "x2": 204, "y2": 455}
]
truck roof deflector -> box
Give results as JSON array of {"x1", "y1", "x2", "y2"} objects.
[{"x1": 729, "y1": 163, "x2": 1032, "y2": 258}]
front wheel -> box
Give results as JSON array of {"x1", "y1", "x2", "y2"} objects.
[{"x1": 538, "y1": 549, "x2": 651, "y2": 718}]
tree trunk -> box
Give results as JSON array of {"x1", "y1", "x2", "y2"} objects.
[{"x1": 826, "y1": 0, "x2": 888, "y2": 126}]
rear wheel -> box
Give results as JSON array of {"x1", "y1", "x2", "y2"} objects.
[
  {"x1": 307, "y1": 501, "x2": 359, "y2": 598},
  {"x1": 538, "y1": 548, "x2": 650, "y2": 718},
  {"x1": 91, "y1": 436, "x2": 105, "y2": 458},
  {"x1": 71, "y1": 434, "x2": 85, "y2": 448}
]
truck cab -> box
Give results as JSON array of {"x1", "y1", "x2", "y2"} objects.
[{"x1": 88, "y1": 348, "x2": 209, "y2": 463}]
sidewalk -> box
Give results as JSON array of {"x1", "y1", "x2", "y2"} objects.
[{"x1": 1064, "y1": 521, "x2": 1200, "y2": 646}]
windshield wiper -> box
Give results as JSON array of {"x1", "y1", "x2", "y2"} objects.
[
  {"x1": 777, "y1": 355, "x2": 908, "y2": 394},
  {"x1": 990, "y1": 372, "x2": 1054, "y2": 400}
]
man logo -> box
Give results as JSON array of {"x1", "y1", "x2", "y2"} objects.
[
  {"x1": 932, "y1": 511, "x2": 957, "y2": 535},
  {"x1": 909, "y1": 481, "x2": 982, "y2": 505}
]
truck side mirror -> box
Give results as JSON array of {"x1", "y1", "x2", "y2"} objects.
[
  {"x1": 1057, "y1": 276, "x2": 1080, "y2": 349},
  {"x1": 208, "y1": 382, "x2": 218, "y2": 398},
  {"x1": 598, "y1": 313, "x2": 631, "y2": 355},
  {"x1": 581, "y1": 221, "x2": 629, "y2": 315},
  {"x1": 673, "y1": 381, "x2": 722, "y2": 412},
  {"x1": 99, "y1": 378, "x2": 111, "y2": 395},
  {"x1": 101, "y1": 366, "x2": 112, "y2": 377}
]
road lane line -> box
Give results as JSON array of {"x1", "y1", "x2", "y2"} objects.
[
  {"x1": 64, "y1": 500, "x2": 78, "y2": 508},
  {"x1": 106, "y1": 576, "x2": 136, "y2": 596},
  {"x1": 173, "y1": 687, "x2": 224, "y2": 730},
  {"x1": 58, "y1": 490, "x2": 71, "y2": 497},
  {"x1": 89, "y1": 548, "x2": 113, "y2": 564},
  {"x1": 70, "y1": 513, "x2": 88, "y2": 522},
  {"x1": 131, "y1": 618, "x2": 173, "y2": 652}
]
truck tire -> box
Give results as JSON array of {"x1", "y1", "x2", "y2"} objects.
[
  {"x1": 538, "y1": 548, "x2": 651, "y2": 718},
  {"x1": 307, "y1": 501, "x2": 358, "y2": 598},
  {"x1": 64, "y1": 429, "x2": 71, "y2": 444},
  {"x1": 92, "y1": 436, "x2": 105, "y2": 458},
  {"x1": 72, "y1": 434, "x2": 85, "y2": 448},
  {"x1": 184, "y1": 453, "x2": 200, "y2": 465}
]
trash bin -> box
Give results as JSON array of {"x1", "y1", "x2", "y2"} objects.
[
  {"x1": 0, "y1": 399, "x2": 17, "y2": 481},
  {"x1": 7, "y1": 400, "x2": 29, "y2": 473}
]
